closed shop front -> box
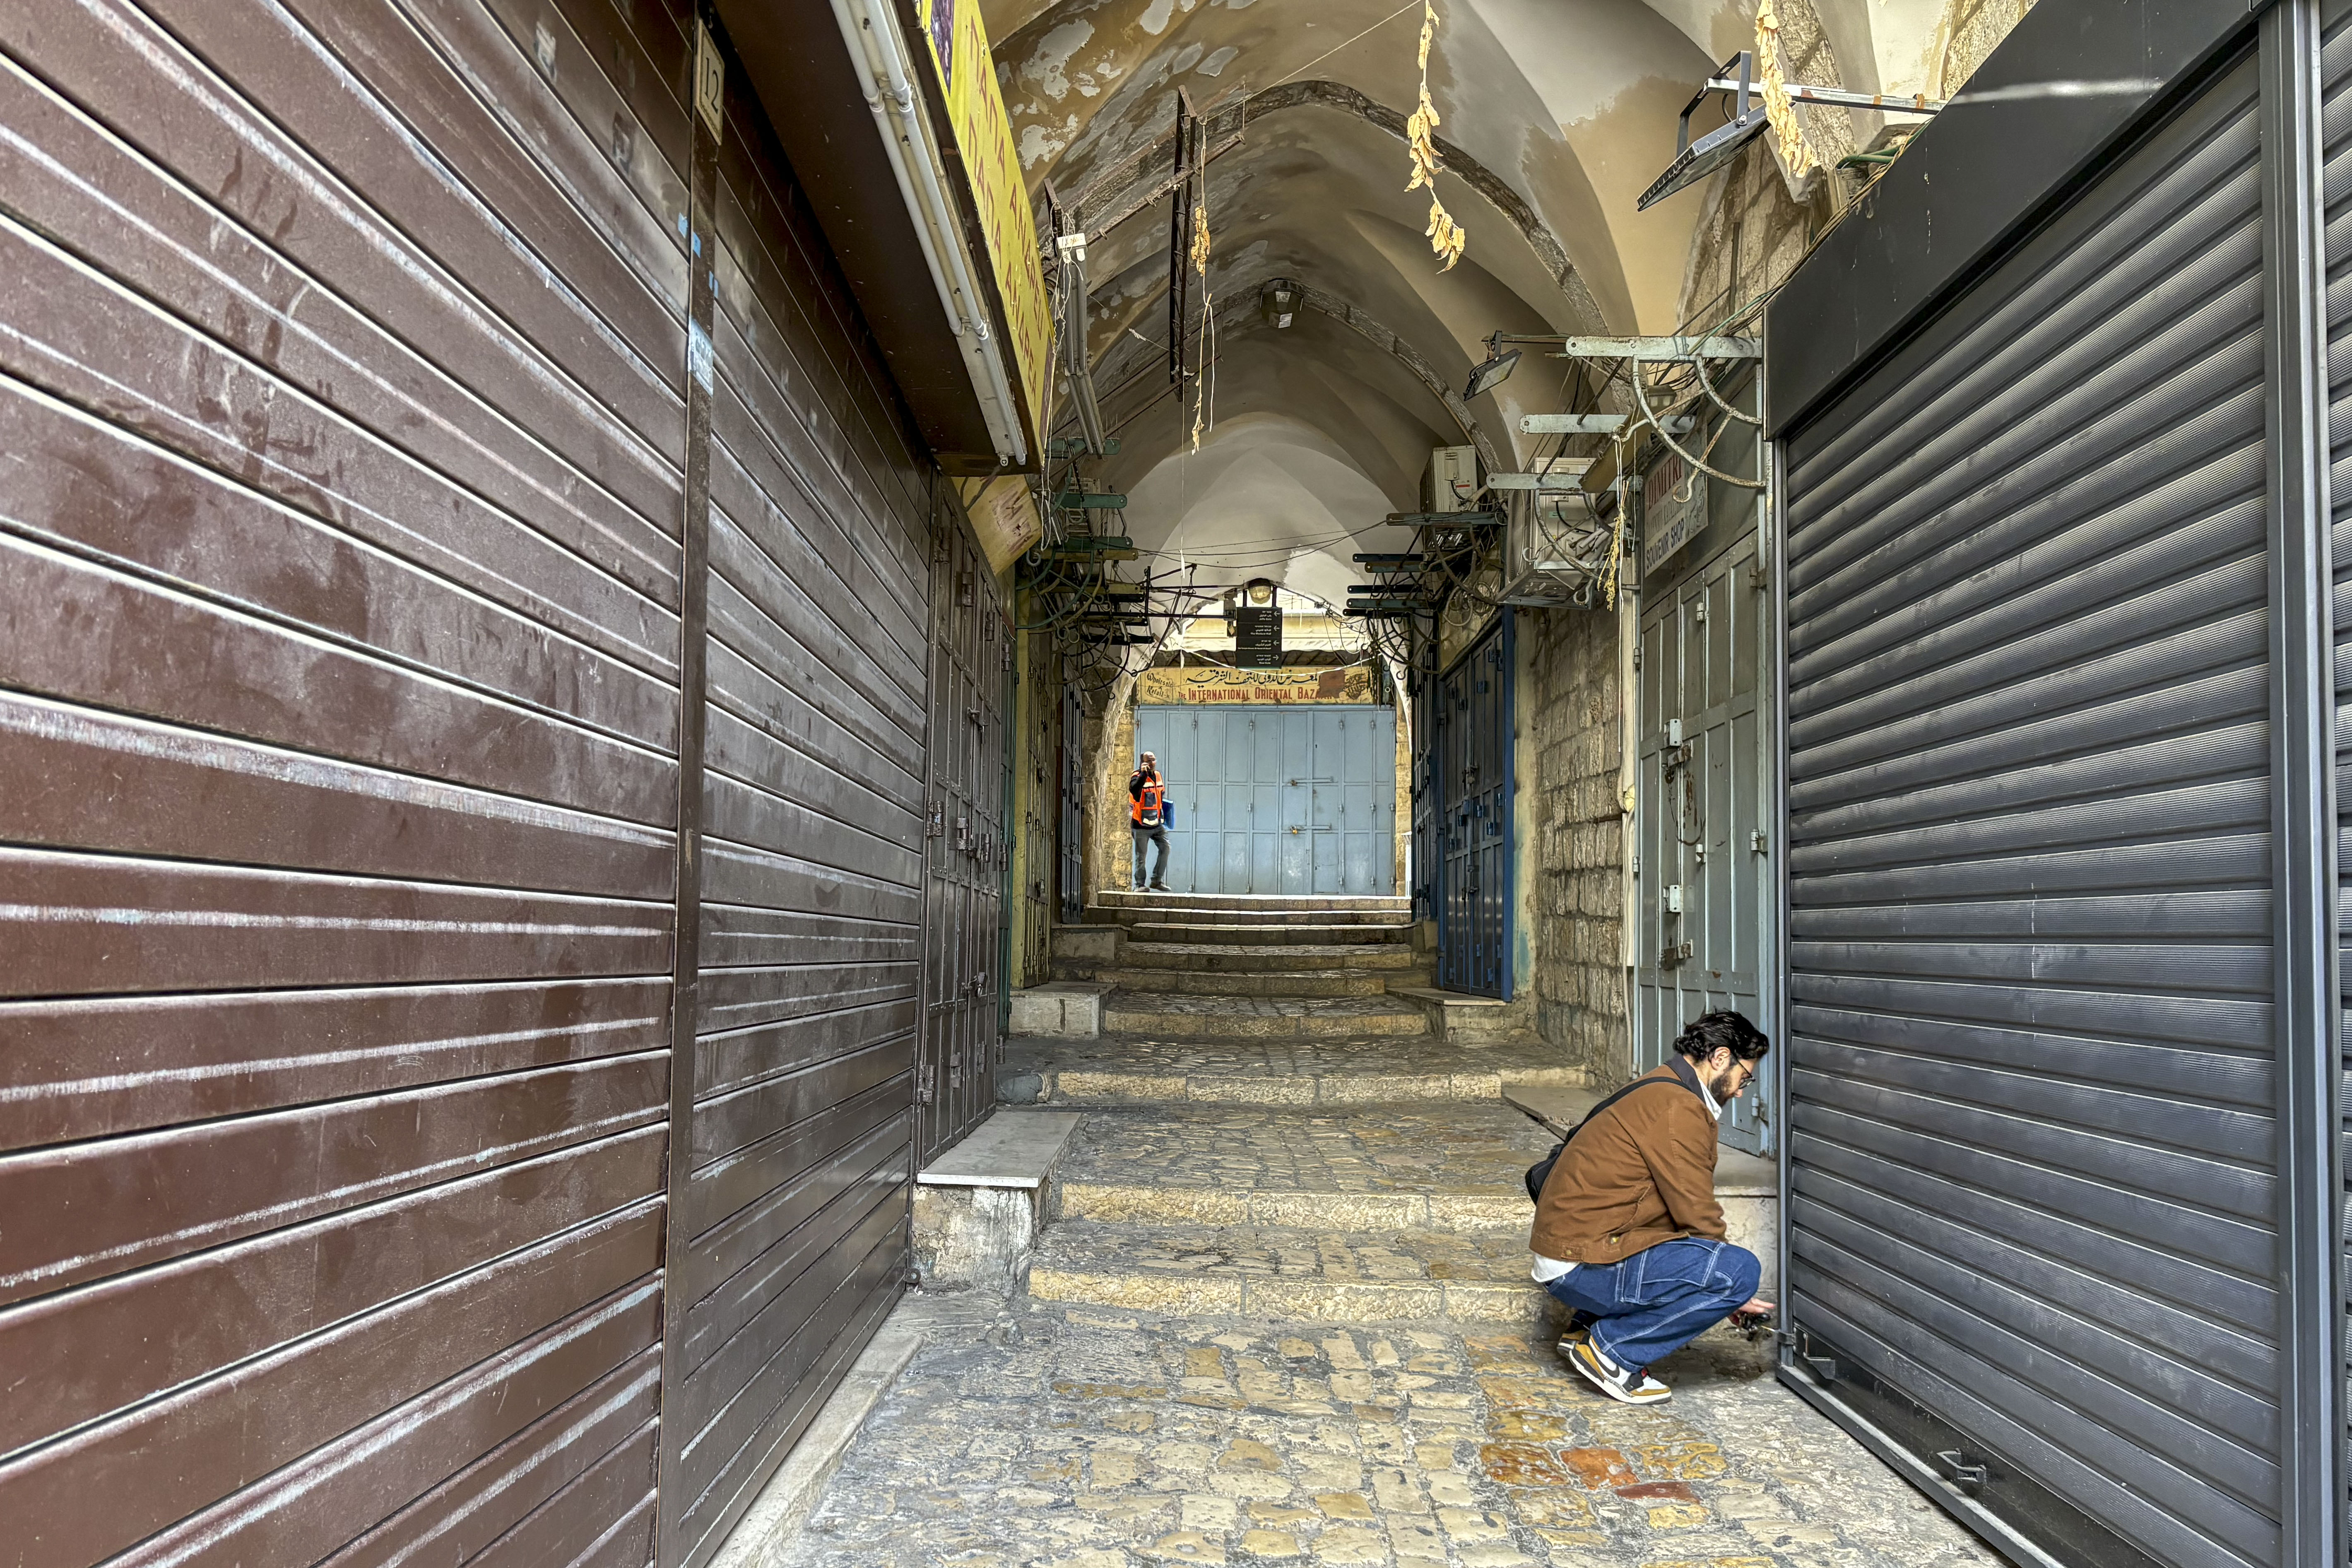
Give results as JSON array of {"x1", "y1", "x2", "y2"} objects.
[
  {"x1": 0, "y1": 5, "x2": 1005, "y2": 1568},
  {"x1": 1435, "y1": 614, "x2": 1513, "y2": 997},
  {"x1": 1767, "y1": 2, "x2": 2345, "y2": 1563},
  {"x1": 1135, "y1": 703, "x2": 1398, "y2": 896}
]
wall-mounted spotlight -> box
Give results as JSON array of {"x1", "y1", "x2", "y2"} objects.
[
  {"x1": 1245, "y1": 578, "x2": 1278, "y2": 607},
  {"x1": 1639, "y1": 52, "x2": 1943, "y2": 210},
  {"x1": 1261, "y1": 278, "x2": 1303, "y2": 328},
  {"x1": 1464, "y1": 343, "x2": 1520, "y2": 400}
]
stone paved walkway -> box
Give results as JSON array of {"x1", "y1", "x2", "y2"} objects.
[
  {"x1": 781, "y1": 1295, "x2": 1997, "y2": 1568},
  {"x1": 1057, "y1": 1104, "x2": 1553, "y2": 1201}
]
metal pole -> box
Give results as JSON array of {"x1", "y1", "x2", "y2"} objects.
[{"x1": 2258, "y1": 3, "x2": 2344, "y2": 1561}]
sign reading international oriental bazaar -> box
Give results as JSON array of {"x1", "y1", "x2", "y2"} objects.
[
  {"x1": 914, "y1": 0, "x2": 1052, "y2": 459},
  {"x1": 1136, "y1": 667, "x2": 1377, "y2": 705}
]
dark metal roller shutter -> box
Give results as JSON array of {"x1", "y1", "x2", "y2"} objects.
[
  {"x1": 917, "y1": 515, "x2": 1009, "y2": 1160},
  {"x1": 1779, "y1": 47, "x2": 2287, "y2": 1568},
  {"x1": 2326, "y1": 0, "x2": 2352, "y2": 1539}
]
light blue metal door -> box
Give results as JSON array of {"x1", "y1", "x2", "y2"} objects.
[{"x1": 1135, "y1": 705, "x2": 1395, "y2": 894}]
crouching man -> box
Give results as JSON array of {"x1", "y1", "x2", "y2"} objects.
[{"x1": 1530, "y1": 1011, "x2": 1774, "y2": 1405}]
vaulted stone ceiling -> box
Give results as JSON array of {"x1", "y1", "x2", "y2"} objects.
[
  {"x1": 986, "y1": 0, "x2": 1984, "y2": 607},
  {"x1": 988, "y1": 0, "x2": 1768, "y2": 603}
]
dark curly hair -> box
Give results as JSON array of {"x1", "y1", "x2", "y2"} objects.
[{"x1": 1672, "y1": 1009, "x2": 1769, "y2": 1064}]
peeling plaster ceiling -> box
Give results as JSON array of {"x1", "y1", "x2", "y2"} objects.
[{"x1": 984, "y1": 0, "x2": 1859, "y2": 603}]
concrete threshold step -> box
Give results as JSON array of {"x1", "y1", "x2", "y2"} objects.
[
  {"x1": 1127, "y1": 922, "x2": 1411, "y2": 946},
  {"x1": 1083, "y1": 966, "x2": 1425, "y2": 999},
  {"x1": 1113, "y1": 941, "x2": 1420, "y2": 971},
  {"x1": 1025, "y1": 1220, "x2": 1549, "y2": 1325},
  {"x1": 999, "y1": 1038, "x2": 1584, "y2": 1107},
  {"x1": 1103, "y1": 993, "x2": 1429, "y2": 1040}
]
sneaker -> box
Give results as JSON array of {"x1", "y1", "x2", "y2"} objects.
[
  {"x1": 1567, "y1": 1339, "x2": 1672, "y2": 1405},
  {"x1": 1555, "y1": 1327, "x2": 1667, "y2": 1397},
  {"x1": 1149, "y1": 881, "x2": 1171, "y2": 891}
]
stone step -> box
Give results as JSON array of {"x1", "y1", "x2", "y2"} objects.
[
  {"x1": 1104, "y1": 993, "x2": 1430, "y2": 1040},
  {"x1": 1112, "y1": 941, "x2": 1421, "y2": 971},
  {"x1": 1093, "y1": 890, "x2": 1410, "y2": 913},
  {"x1": 1127, "y1": 921, "x2": 1411, "y2": 946},
  {"x1": 997, "y1": 1036, "x2": 1584, "y2": 1107},
  {"x1": 1078, "y1": 965, "x2": 1431, "y2": 999},
  {"x1": 1090, "y1": 904, "x2": 1415, "y2": 928},
  {"x1": 1052, "y1": 1102, "x2": 1548, "y2": 1235},
  {"x1": 1024, "y1": 1220, "x2": 1548, "y2": 1324}
]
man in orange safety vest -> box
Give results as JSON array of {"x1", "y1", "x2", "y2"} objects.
[{"x1": 1129, "y1": 751, "x2": 1172, "y2": 891}]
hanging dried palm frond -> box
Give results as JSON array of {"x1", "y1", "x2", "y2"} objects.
[
  {"x1": 1189, "y1": 194, "x2": 1213, "y2": 450},
  {"x1": 1405, "y1": 3, "x2": 1466, "y2": 271}
]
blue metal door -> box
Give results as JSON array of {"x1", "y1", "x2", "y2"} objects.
[
  {"x1": 1435, "y1": 615, "x2": 1512, "y2": 996},
  {"x1": 1135, "y1": 704, "x2": 1396, "y2": 894}
]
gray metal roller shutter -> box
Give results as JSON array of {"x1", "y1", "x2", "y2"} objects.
[
  {"x1": 1780, "y1": 47, "x2": 2282, "y2": 1568},
  {"x1": 2327, "y1": 0, "x2": 2352, "y2": 1537}
]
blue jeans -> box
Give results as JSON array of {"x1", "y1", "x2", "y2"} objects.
[{"x1": 1541, "y1": 1237, "x2": 1760, "y2": 1370}]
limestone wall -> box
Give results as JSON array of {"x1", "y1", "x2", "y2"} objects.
[{"x1": 1518, "y1": 600, "x2": 1635, "y2": 1086}]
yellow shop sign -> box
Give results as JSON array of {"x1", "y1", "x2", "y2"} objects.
[{"x1": 915, "y1": 0, "x2": 1052, "y2": 458}]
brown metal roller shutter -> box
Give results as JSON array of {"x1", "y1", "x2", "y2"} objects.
[
  {"x1": 1, "y1": 1, "x2": 952, "y2": 1565},
  {"x1": 655, "y1": 15, "x2": 933, "y2": 1566},
  {"x1": 0, "y1": 0, "x2": 686, "y2": 1564}
]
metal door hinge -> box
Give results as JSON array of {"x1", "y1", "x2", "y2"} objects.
[
  {"x1": 1748, "y1": 561, "x2": 1769, "y2": 593},
  {"x1": 1661, "y1": 939, "x2": 1694, "y2": 965},
  {"x1": 1750, "y1": 829, "x2": 1768, "y2": 853},
  {"x1": 916, "y1": 1062, "x2": 936, "y2": 1105}
]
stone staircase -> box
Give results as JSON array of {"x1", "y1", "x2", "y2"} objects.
[
  {"x1": 1053, "y1": 891, "x2": 1433, "y2": 1040},
  {"x1": 998, "y1": 889, "x2": 1587, "y2": 1325}
]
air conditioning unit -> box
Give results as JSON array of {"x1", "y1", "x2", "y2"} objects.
[
  {"x1": 1422, "y1": 445, "x2": 1480, "y2": 511},
  {"x1": 1494, "y1": 483, "x2": 1614, "y2": 607}
]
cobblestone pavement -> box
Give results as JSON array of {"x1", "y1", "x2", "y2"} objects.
[{"x1": 782, "y1": 1295, "x2": 1996, "y2": 1568}]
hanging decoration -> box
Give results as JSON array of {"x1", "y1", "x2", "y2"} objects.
[
  {"x1": 1189, "y1": 185, "x2": 1214, "y2": 450},
  {"x1": 1754, "y1": 0, "x2": 1821, "y2": 179},
  {"x1": 1405, "y1": 2, "x2": 1466, "y2": 271}
]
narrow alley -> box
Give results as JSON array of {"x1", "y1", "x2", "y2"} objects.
[
  {"x1": 790, "y1": 892, "x2": 1989, "y2": 1567},
  {"x1": 1, "y1": 0, "x2": 2347, "y2": 1566}
]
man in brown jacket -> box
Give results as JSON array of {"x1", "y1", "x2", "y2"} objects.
[{"x1": 1529, "y1": 1010, "x2": 1774, "y2": 1404}]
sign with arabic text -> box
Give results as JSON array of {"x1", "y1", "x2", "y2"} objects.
[{"x1": 1136, "y1": 667, "x2": 1376, "y2": 704}]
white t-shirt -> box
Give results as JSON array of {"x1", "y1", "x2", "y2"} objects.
[{"x1": 1529, "y1": 1068, "x2": 1725, "y2": 1282}]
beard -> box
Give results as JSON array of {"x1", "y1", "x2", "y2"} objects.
[{"x1": 1707, "y1": 1064, "x2": 1745, "y2": 1102}]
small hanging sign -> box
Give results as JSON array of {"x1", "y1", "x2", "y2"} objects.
[{"x1": 1235, "y1": 605, "x2": 1283, "y2": 668}]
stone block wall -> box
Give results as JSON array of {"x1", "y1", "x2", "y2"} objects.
[{"x1": 1520, "y1": 600, "x2": 1632, "y2": 1086}]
